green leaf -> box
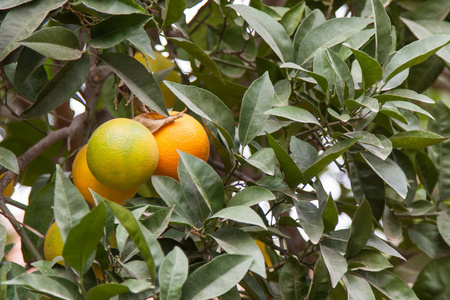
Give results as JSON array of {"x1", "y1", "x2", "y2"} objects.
[
  {"x1": 320, "y1": 245, "x2": 347, "y2": 287},
  {"x1": 81, "y1": 0, "x2": 145, "y2": 14},
  {"x1": 14, "y1": 47, "x2": 46, "y2": 92},
  {"x1": 416, "y1": 151, "x2": 438, "y2": 195},
  {"x1": 98, "y1": 53, "x2": 167, "y2": 116},
  {"x1": 0, "y1": 225, "x2": 6, "y2": 262},
  {"x1": 361, "y1": 152, "x2": 408, "y2": 199},
  {"x1": 211, "y1": 227, "x2": 266, "y2": 277},
  {"x1": 0, "y1": 147, "x2": 19, "y2": 174},
  {"x1": 142, "y1": 206, "x2": 174, "y2": 238},
  {"x1": 343, "y1": 274, "x2": 375, "y2": 300},
  {"x1": 63, "y1": 203, "x2": 106, "y2": 275},
  {"x1": 168, "y1": 37, "x2": 224, "y2": 82},
  {"x1": 348, "y1": 249, "x2": 393, "y2": 272},
  {"x1": 281, "y1": 62, "x2": 328, "y2": 94},
  {"x1": 383, "y1": 35, "x2": 450, "y2": 83},
  {"x1": 163, "y1": 0, "x2": 186, "y2": 27},
  {"x1": 322, "y1": 196, "x2": 338, "y2": 232},
  {"x1": 382, "y1": 206, "x2": 402, "y2": 243},
  {"x1": 151, "y1": 176, "x2": 197, "y2": 227},
  {"x1": 86, "y1": 280, "x2": 153, "y2": 300},
  {"x1": 266, "y1": 132, "x2": 304, "y2": 187},
  {"x1": 390, "y1": 100, "x2": 435, "y2": 119},
  {"x1": 290, "y1": 137, "x2": 319, "y2": 172},
  {"x1": 346, "y1": 198, "x2": 372, "y2": 259},
  {"x1": 22, "y1": 53, "x2": 90, "y2": 119},
  {"x1": 413, "y1": 256, "x2": 450, "y2": 299},
  {"x1": 0, "y1": 0, "x2": 66, "y2": 62},
  {"x1": 357, "y1": 270, "x2": 419, "y2": 300},
  {"x1": 293, "y1": 9, "x2": 326, "y2": 62},
  {"x1": 348, "y1": 47, "x2": 383, "y2": 89},
  {"x1": 228, "y1": 4, "x2": 293, "y2": 62},
  {"x1": 181, "y1": 254, "x2": 253, "y2": 300},
  {"x1": 280, "y1": 2, "x2": 305, "y2": 36},
  {"x1": 3, "y1": 273, "x2": 84, "y2": 300},
  {"x1": 306, "y1": 255, "x2": 331, "y2": 300},
  {"x1": 105, "y1": 201, "x2": 157, "y2": 280},
  {"x1": 0, "y1": 0, "x2": 32, "y2": 9},
  {"x1": 326, "y1": 48, "x2": 355, "y2": 102},
  {"x1": 437, "y1": 210, "x2": 450, "y2": 246},
  {"x1": 374, "y1": 89, "x2": 434, "y2": 104},
  {"x1": 371, "y1": 0, "x2": 393, "y2": 64},
  {"x1": 408, "y1": 223, "x2": 450, "y2": 259},
  {"x1": 246, "y1": 148, "x2": 277, "y2": 176},
  {"x1": 208, "y1": 206, "x2": 267, "y2": 229},
  {"x1": 390, "y1": 130, "x2": 447, "y2": 149},
  {"x1": 227, "y1": 186, "x2": 275, "y2": 207},
  {"x1": 54, "y1": 165, "x2": 89, "y2": 242},
  {"x1": 366, "y1": 234, "x2": 405, "y2": 260},
  {"x1": 164, "y1": 82, "x2": 235, "y2": 147},
  {"x1": 296, "y1": 17, "x2": 372, "y2": 65},
  {"x1": 178, "y1": 151, "x2": 224, "y2": 216},
  {"x1": 303, "y1": 137, "x2": 361, "y2": 182},
  {"x1": 127, "y1": 28, "x2": 154, "y2": 59},
  {"x1": 20, "y1": 26, "x2": 82, "y2": 60},
  {"x1": 159, "y1": 247, "x2": 189, "y2": 300},
  {"x1": 90, "y1": 14, "x2": 151, "y2": 48},
  {"x1": 294, "y1": 200, "x2": 324, "y2": 245},
  {"x1": 239, "y1": 72, "x2": 274, "y2": 147},
  {"x1": 279, "y1": 257, "x2": 308, "y2": 300},
  {"x1": 265, "y1": 106, "x2": 320, "y2": 126}
]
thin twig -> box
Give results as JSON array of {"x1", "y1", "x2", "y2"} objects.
[{"x1": 326, "y1": 0, "x2": 335, "y2": 19}]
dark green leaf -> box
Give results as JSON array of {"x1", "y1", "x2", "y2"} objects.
[
  {"x1": 90, "y1": 14, "x2": 151, "y2": 48},
  {"x1": 322, "y1": 196, "x2": 338, "y2": 232},
  {"x1": 346, "y1": 198, "x2": 372, "y2": 259},
  {"x1": 374, "y1": 89, "x2": 434, "y2": 104},
  {"x1": 159, "y1": 247, "x2": 189, "y2": 300},
  {"x1": 266, "y1": 132, "x2": 304, "y2": 187},
  {"x1": 293, "y1": 9, "x2": 325, "y2": 62},
  {"x1": 14, "y1": 47, "x2": 46, "y2": 92},
  {"x1": 343, "y1": 274, "x2": 375, "y2": 300},
  {"x1": 383, "y1": 35, "x2": 450, "y2": 83},
  {"x1": 326, "y1": 48, "x2": 355, "y2": 102},
  {"x1": 390, "y1": 130, "x2": 447, "y2": 149},
  {"x1": 142, "y1": 206, "x2": 174, "y2": 238},
  {"x1": 63, "y1": 203, "x2": 106, "y2": 275},
  {"x1": 246, "y1": 148, "x2": 277, "y2": 176},
  {"x1": 296, "y1": 17, "x2": 372, "y2": 65},
  {"x1": 165, "y1": 82, "x2": 235, "y2": 147},
  {"x1": 416, "y1": 151, "x2": 438, "y2": 195},
  {"x1": 211, "y1": 227, "x2": 266, "y2": 277},
  {"x1": 81, "y1": 0, "x2": 145, "y2": 14},
  {"x1": 3, "y1": 273, "x2": 84, "y2": 300},
  {"x1": 22, "y1": 53, "x2": 89, "y2": 119},
  {"x1": 348, "y1": 249, "x2": 393, "y2": 272},
  {"x1": 366, "y1": 234, "x2": 405, "y2": 260},
  {"x1": 168, "y1": 37, "x2": 224, "y2": 82},
  {"x1": 208, "y1": 206, "x2": 267, "y2": 229},
  {"x1": 320, "y1": 245, "x2": 347, "y2": 287},
  {"x1": 294, "y1": 200, "x2": 324, "y2": 245},
  {"x1": 0, "y1": 147, "x2": 19, "y2": 174},
  {"x1": 281, "y1": 62, "x2": 328, "y2": 94},
  {"x1": 228, "y1": 4, "x2": 293, "y2": 62},
  {"x1": 178, "y1": 151, "x2": 224, "y2": 216},
  {"x1": 20, "y1": 26, "x2": 82, "y2": 60},
  {"x1": 98, "y1": 52, "x2": 167, "y2": 116},
  {"x1": 371, "y1": 0, "x2": 393, "y2": 64},
  {"x1": 280, "y1": 2, "x2": 305, "y2": 36},
  {"x1": 389, "y1": 101, "x2": 435, "y2": 119},
  {"x1": 86, "y1": 280, "x2": 153, "y2": 300},
  {"x1": 408, "y1": 223, "x2": 450, "y2": 259},
  {"x1": 290, "y1": 137, "x2": 319, "y2": 172},
  {"x1": 306, "y1": 255, "x2": 331, "y2": 300},
  {"x1": 0, "y1": 225, "x2": 6, "y2": 261},
  {"x1": 54, "y1": 165, "x2": 89, "y2": 242},
  {"x1": 361, "y1": 152, "x2": 408, "y2": 199},
  {"x1": 437, "y1": 210, "x2": 450, "y2": 246},
  {"x1": 181, "y1": 254, "x2": 253, "y2": 300},
  {"x1": 357, "y1": 270, "x2": 419, "y2": 300},
  {"x1": 127, "y1": 28, "x2": 154, "y2": 59},
  {"x1": 265, "y1": 106, "x2": 320, "y2": 126},
  {"x1": 227, "y1": 187, "x2": 275, "y2": 207},
  {"x1": 239, "y1": 72, "x2": 274, "y2": 147},
  {"x1": 349, "y1": 47, "x2": 382, "y2": 88},
  {"x1": 382, "y1": 206, "x2": 402, "y2": 243},
  {"x1": 413, "y1": 256, "x2": 450, "y2": 299},
  {"x1": 0, "y1": 0, "x2": 32, "y2": 9},
  {"x1": 163, "y1": 0, "x2": 186, "y2": 27},
  {"x1": 0, "y1": 0, "x2": 66, "y2": 61},
  {"x1": 279, "y1": 257, "x2": 308, "y2": 300}
]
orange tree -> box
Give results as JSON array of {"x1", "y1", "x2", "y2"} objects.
[{"x1": 1, "y1": 0, "x2": 450, "y2": 299}]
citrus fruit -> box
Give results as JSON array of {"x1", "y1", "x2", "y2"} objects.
[
  {"x1": 87, "y1": 118, "x2": 159, "y2": 190},
  {"x1": 43, "y1": 222, "x2": 64, "y2": 265},
  {"x1": 0, "y1": 173, "x2": 15, "y2": 197},
  {"x1": 134, "y1": 51, "x2": 181, "y2": 108},
  {"x1": 73, "y1": 145, "x2": 138, "y2": 205},
  {"x1": 151, "y1": 111, "x2": 210, "y2": 180},
  {"x1": 255, "y1": 239, "x2": 273, "y2": 267}
]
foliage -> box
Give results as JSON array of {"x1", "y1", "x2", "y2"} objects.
[{"x1": 0, "y1": 0, "x2": 450, "y2": 299}]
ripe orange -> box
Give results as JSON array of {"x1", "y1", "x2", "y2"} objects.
[
  {"x1": 87, "y1": 118, "x2": 159, "y2": 190},
  {"x1": 73, "y1": 145, "x2": 138, "y2": 205},
  {"x1": 43, "y1": 222, "x2": 64, "y2": 265},
  {"x1": 0, "y1": 173, "x2": 15, "y2": 197},
  {"x1": 151, "y1": 111, "x2": 210, "y2": 180},
  {"x1": 134, "y1": 51, "x2": 181, "y2": 108}
]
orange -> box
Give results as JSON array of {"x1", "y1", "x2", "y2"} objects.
[
  {"x1": 152, "y1": 111, "x2": 210, "y2": 180},
  {"x1": 255, "y1": 239, "x2": 273, "y2": 267},
  {"x1": 43, "y1": 222, "x2": 64, "y2": 265},
  {"x1": 87, "y1": 118, "x2": 159, "y2": 190},
  {"x1": 134, "y1": 51, "x2": 181, "y2": 108},
  {"x1": 0, "y1": 173, "x2": 15, "y2": 197},
  {"x1": 73, "y1": 145, "x2": 138, "y2": 205}
]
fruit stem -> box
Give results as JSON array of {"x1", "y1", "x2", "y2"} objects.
[{"x1": 133, "y1": 108, "x2": 187, "y2": 133}]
